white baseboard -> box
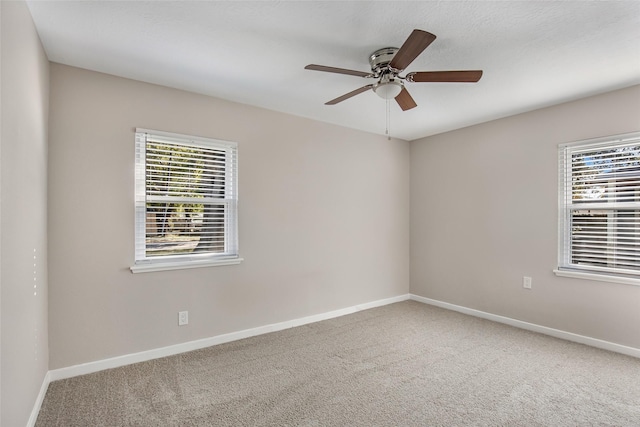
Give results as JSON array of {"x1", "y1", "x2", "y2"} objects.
[
  {"x1": 409, "y1": 294, "x2": 640, "y2": 359},
  {"x1": 32, "y1": 292, "x2": 638, "y2": 423},
  {"x1": 48, "y1": 294, "x2": 410, "y2": 382},
  {"x1": 27, "y1": 371, "x2": 51, "y2": 427}
]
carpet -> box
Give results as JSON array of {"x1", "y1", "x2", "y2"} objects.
[{"x1": 36, "y1": 301, "x2": 640, "y2": 426}]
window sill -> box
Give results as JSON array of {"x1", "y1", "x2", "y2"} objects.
[
  {"x1": 130, "y1": 257, "x2": 243, "y2": 274},
  {"x1": 553, "y1": 269, "x2": 640, "y2": 287}
]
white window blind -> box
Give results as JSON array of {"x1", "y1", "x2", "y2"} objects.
[
  {"x1": 133, "y1": 129, "x2": 239, "y2": 271},
  {"x1": 558, "y1": 132, "x2": 640, "y2": 281}
]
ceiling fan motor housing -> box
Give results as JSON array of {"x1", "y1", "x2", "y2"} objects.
[
  {"x1": 369, "y1": 47, "x2": 403, "y2": 99},
  {"x1": 369, "y1": 47, "x2": 399, "y2": 74}
]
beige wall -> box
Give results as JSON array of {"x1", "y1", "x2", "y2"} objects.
[
  {"x1": 48, "y1": 64, "x2": 410, "y2": 369},
  {"x1": 1, "y1": 1, "x2": 50, "y2": 425},
  {"x1": 410, "y1": 85, "x2": 640, "y2": 349}
]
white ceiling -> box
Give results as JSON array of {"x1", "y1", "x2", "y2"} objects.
[{"x1": 27, "y1": 1, "x2": 640, "y2": 141}]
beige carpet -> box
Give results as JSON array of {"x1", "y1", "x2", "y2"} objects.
[{"x1": 36, "y1": 301, "x2": 640, "y2": 426}]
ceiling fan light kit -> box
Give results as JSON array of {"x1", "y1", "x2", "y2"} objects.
[
  {"x1": 305, "y1": 29, "x2": 483, "y2": 111},
  {"x1": 373, "y1": 75, "x2": 403, "y2": 100}
]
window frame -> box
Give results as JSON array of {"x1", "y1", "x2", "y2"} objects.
[
  {"x1": 130, "y1": 128, "x2": 242, "y2": 273},
  {"x1": 555, "y1": 131, "x2": 640, "y2": 286}
]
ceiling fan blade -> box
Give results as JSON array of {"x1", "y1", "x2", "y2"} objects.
[
  {"x1": 305, "y1": 64, "x2": 372, "y2": 78},
  {"x1": 325, "y1": 85, "x2": 374, "y2": 105},
  {"x1": 395, "y1": 87, "x2": 417, "y2": 111},
  {"x1": 389, "y1": 29, "x2": 437, "y2": 71},
  {"x1": 407, "y1": 70, "x2": 483, "y2": 83}
]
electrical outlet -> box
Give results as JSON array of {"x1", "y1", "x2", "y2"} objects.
[
  {"x1": 178, "y1": 311, "x2": 189, "y2": 326},
  {"x1": 523, "y1": 276, "x2": 532, "y2": 289}
]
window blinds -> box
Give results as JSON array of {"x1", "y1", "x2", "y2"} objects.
[
  {"x1": 558, "y1": 132, "x2": 640, "y2": 278},
  {"x1": 134, "y1": 129, "x2": 238, "y2": 264}
]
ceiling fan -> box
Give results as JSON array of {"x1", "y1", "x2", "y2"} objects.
[{"x1": 305, "y1": 29, "x2": 482, "y2": 111}]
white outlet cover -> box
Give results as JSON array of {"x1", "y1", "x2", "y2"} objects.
[{"x1": 178, "y1": 311, "x2": 189, "y2": 326}]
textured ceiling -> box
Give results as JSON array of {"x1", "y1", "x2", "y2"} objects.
[{"x1": 27, "y1": 1, "x2": 640, "y2": 141}]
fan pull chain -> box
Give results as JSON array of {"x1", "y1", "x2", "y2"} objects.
[{"x1": 385, "y1": 99, "x2": 391, "y2": 140}]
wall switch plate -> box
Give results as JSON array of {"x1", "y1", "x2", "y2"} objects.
[
  {"x1": 523, "y1": 276, "x2": 532, "y2": 289},
  {"x1": 178, "y1": 311, "x2": 188, "y2": 326}
]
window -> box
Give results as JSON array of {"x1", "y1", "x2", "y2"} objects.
[
  {"x1": 131, "y1": 129, "x2": 241, "y2": 273},
  {"x1": 556, "y1": 131, "x2": 640, "y2": 285}
]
